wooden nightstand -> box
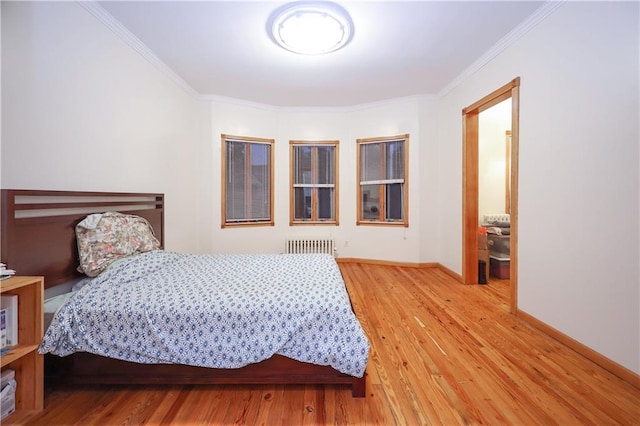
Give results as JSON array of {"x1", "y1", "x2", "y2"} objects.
[{"x1": 0, "y1": 276, "x2": 44, "y2": 422}]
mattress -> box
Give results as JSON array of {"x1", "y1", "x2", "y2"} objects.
[{"x1": 44, "y1": 292, "x2": 74, "y2": 332}]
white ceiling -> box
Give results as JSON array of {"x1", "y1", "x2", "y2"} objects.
[{"x1": 96, "y1": 1, "x2": 546, "y2": 107}]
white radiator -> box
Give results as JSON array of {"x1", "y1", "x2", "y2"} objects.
[{"x1": 286, "y1": 238, "x2": 336, "y2": 257}]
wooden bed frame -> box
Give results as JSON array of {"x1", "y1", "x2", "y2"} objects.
[{"x1": 0, "y1": 189, "x2": 366, "y2": 397}]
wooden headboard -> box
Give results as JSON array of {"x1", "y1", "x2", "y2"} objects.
[{"x1": 1, "y1": 189, "x2": 164, "y2": 288}]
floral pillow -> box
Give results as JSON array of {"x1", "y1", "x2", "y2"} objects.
[{"x1": 76, "y1": 212, "x2": 161, "y2": 277}]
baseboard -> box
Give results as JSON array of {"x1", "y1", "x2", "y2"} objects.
[
  {"x1": 516, "y1": 309, "x2": 640, "y2": 390},
  {"x1": 436, "y1": 263, "x2": 463, "y2": 282},
  {"x1": 336, "y1": 258, "x2": 462, "y2": 282},
  {"x1": 336, "y1": 258, "x2": 438, "y2": 269}
]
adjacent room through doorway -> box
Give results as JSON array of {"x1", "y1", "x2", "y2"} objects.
[
  {"x1": 479, "y1": 99, "x2": 512, "y2": 288},
  {"x1": 462, "y1": 77, "x2": 519, "y2": 314}
]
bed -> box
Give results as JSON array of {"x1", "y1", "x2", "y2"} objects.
[{"x1": 0, "y1": 189, "x2": 369, "y2": 397}]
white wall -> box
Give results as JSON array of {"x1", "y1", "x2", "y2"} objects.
[
  {"x1": 202, "y1": 98, "x2": 439, "y2": 264},
  {"x1": 437, "y1": 2, "x2": 639, "y2": 373},
  {"x1": 1, "y1": 1, "x2": 209, "y2": 253},
  {"x1": 0, "y1": 4, "x2": 3, "y2": 193}
]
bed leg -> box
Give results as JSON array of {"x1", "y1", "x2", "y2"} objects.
[{"x1": 351, "y1": 374, "x2": 366, "y2": 397}]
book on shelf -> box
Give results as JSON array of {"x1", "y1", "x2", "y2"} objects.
[
  {"x1": 0, "y1": 294, "x2": 18, "y2": 348},
  {"x1": 0, "y1": 263, "x2": 16, "y2": 280},
  {"x1": 0, "y1": 308, "x2": 6, "y2": 349}
]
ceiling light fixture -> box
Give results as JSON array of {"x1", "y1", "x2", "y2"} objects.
[{"x1": 269, "y1": 2, "x2": 353, "y2": 55}]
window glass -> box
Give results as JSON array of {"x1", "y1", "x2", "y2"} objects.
[
  {"x1": 361, "y1": 143, "x2": 382, "y2": 182},
  {"x1": 294, "y1": 145, "x2": 312, "y2": 185},
  {"x1": 361, "y1": 184, "x2": 380, "y2": 220},
  {"x1": 317, "y1": 146, "x2": 334, "y2": 185}
]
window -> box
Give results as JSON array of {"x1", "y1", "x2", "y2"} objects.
[
  {"x1": 357, "y1": 134, "x2": 408, "y2": 226},
  {"x1": 290, "y1": 140, "x2": 339, "y2": 225},
  {"x1": 221, "y1": 134, "x2": 274, "y2": 227}
]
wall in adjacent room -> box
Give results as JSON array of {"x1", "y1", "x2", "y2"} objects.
[{"x1": 479, "y1": 98, "x2": 511, "y2": 221}]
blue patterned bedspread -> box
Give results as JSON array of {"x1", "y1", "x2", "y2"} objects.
[{"x1": 39, "y1": 251, "x2": 369, "y2": 377}]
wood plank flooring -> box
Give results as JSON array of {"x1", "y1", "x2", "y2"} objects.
[{"x1": 13, "y1": 263, "x2": 640, "y2": 425}]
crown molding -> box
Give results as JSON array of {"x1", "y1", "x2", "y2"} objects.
[
  {"x1": 79, "y1": 0, "x2": 563, "y2": 108},
  {"x1": 77, "y1": 1, "x2": 199, "y2": 98},
  {"x1": 200, "y1": 93, "x2": 439, "y2": 113},
  {"x1": 438, "y1": 0, "x2": 566, "y2": 98},
  {"x1": 199, "y1": 94, "x2": 280, "y2": 111}
]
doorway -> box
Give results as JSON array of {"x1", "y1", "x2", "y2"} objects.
[{"x1": 462, "y1": 78, "x2": 520, "y2": 314}]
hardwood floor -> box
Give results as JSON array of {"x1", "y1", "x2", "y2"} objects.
[{"x1": 13, "y1": 263, "x2": 640, "y2": 425}]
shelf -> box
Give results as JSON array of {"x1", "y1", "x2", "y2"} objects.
[
  {"x1": 0, "y1": 276, "x2": 44, "y2": 419},
  {"x1": 1, "y1": 344, "x2": 40, "y2": 368}
]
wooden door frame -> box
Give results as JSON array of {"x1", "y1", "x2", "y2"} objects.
[{"x1": 462, "y1": 77, "x2": 520, "y2": 314}]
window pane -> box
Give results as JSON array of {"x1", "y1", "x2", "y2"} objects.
[
  {"x1": 361, "y1": 184, "x2": 380, "y2": 220},
  {"x1": 317, "y1": 146, "x2": 334, "y2": 185},
  {"x1": 250, "y1": 144, "x2": 270, "y2": 220},
  {"x1": 294, "y1": 146, "x2": 312, "y2": 184},
  {"x1": 318, "y1": 187, "x2": 334, "y2": 220},
  {"x1": 294, "y1": 187, "x2": 312, "y2": 220},
  {"x1": 386, "y1": 141, "x2": 404, "y2": 180},
  {"x1": 386, "y1": 183, "x2": 404, "y2": 220},
  {"x1": 361, "y1": 143, "x2": 382, "y2": 182},
  {"x1": 226, "y1": 141, "x2": 247, "y2": 221}
]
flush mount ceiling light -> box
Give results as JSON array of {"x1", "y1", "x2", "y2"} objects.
[{"x1": 270, "y1": 2, "x2": 353, "y2": 55}]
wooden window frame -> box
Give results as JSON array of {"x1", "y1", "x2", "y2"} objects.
[
  {"x1": 221, "y1": 134, "x2": 275, "y2": 228},
  {"x1": 356, "y1": 134, "x2": 409, "y2": 227},
  {"x1": 289, "y1": 140, "x2": 339, "y2": 226}
]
